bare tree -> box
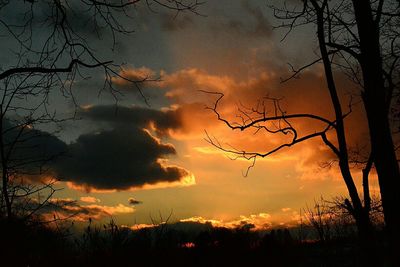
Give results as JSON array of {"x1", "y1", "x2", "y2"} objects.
[
  {"x1": 0, "y1": 0, "x2": 202, "y2": 221},
  {"x1": 303, "y1": 198, "x2": 335, "y2": 243},
  {"x1": 204, "y1": 0, "x2": 399, "y2": 263}
]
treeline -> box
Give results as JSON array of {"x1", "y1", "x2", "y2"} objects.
[{"x1": 0, "y1": 205, "x2": 388, "y2": 267}]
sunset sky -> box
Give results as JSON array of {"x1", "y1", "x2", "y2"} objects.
[{"x1": 13, "y1": 0, "x2": 379, "y2": 229}]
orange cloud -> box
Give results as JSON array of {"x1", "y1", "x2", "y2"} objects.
[
  {"x1": 112, "y1": 66, "x2": 158, "y2": 87},
  {"x1": 127, "y1": 211, "x2": 302, "y2": 231},
  {"x1": 112, "y1": 60, "x2": 370, "y2": 189},
  {"x1": 178, "y1": 210, "x2": 302, "y2": 230},
  {"x1": 80, "y1": 196, "x2": 101, "y2": 203},
  {"x1": 41, "y1": 199, "x2": 135, "y2": 222},
  {"x1": 180, "y1": 213, "x2": 272, "y2": 230}
]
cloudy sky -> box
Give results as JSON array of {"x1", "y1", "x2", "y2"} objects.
[{"x1": 2, "y1": 0, "x2": 379, "y2": 229}]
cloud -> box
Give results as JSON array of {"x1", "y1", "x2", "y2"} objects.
[
  {"x1": 217, "y1": 0, "x2": 272, "y2": 38},
  {"x1": 52, "y1": 126, "x2": 190, "y2": 191},
  {"x1": 54, "y1": 105, "x2": 191, "y2": 191},
  {"x1": 42, "y1": 199, "x2": 135, "y2": 222},
  {"x1": 112, "y1": 67, "x2": 158, "y2": 87},
  {"x1": 80, "y1": 196, "x2": 101, "y2": 203},
  {"x1": 115, "y1": 63, "x2": 368, "y2": 184},
  {"x1": 4, "y1": 104, "x2": 192, "y2": 191},
  {"x1": 129, "y1": 211, "x2": 302, "y2": 232},
  {"x1": 1, "y1": 119, "x2": 67, "y2": 179},
  {"x1": 177, "y1": 210, "x2": 304, "y2": 230},
  {"x1": 80, "y1": 105, "x2": 182, "y2": 136},
  {"x1": 180, "y1": 212, "x2": 272, "y2": 230},
  {"x1": 159, "y1": 13, "x2": 195, "y2": 31},
  {"x1": 128, "y1": 197, "x2": 143, "y2": 205},
  {"x1": 158, "y1": 0, "x2": 272, "y2": 38}
]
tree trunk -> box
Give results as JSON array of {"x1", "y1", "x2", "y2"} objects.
[
  {"x1": 0, "y1": 114, "x2": 12, "y2": 219},
  {"x1": 351, "y1": 1, "x2": 400, "y2": 265},
  {"x1": 309, "y1": 2, "x2": 380, "y2": 263},
  {"x1": 310, "y1": 2, "x2": 376, "y2": 258},
  {"x1": 1, "y1": 171, "x2": 11, "y2": 219},
  {"x1": 339, "y1": 162, "x2": 378, "y2": 266},
  {"x1": 364, "y1": 107, "x2": 400, "y2": 263}
]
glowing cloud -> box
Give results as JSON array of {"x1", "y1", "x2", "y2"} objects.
[{"x1": 80, "y1": 196, "x2": 101, "y2": 203}]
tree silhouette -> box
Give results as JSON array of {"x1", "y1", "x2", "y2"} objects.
[
  {"x1": 0, "y1": 0, "x2": 201, "y2": 221},
  {"x1": 205, "y1": 0, "x2": 399, "y2": 264}
]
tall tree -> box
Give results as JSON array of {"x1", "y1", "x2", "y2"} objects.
[{"x1": 350, "y1": 0, "x2": 400, "y2": 259}]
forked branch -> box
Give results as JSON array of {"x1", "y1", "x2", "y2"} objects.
[{"x1": 202, "y1": 91, "x2": 340, "y2": 169}]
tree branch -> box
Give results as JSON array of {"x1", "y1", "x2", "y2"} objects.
[{"x1": 0, "y1": 59, "x2": 112, "y2": 81}]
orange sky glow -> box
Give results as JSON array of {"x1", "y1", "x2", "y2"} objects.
[{"x1": 49, "y1": 0, "x2": 379, "y2": 229}]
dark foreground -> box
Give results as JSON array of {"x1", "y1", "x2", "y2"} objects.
[{"x1": 0, "y1": 218, "x2": 389, "y2": 267}]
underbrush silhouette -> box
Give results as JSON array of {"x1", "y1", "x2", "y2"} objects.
[{"x1": 0, "y1": 216, "x2": 387, "y2": 267}]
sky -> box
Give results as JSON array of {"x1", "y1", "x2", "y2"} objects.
[{"x1": 2, "y1": 0, "x2": 379, "y2": 229}]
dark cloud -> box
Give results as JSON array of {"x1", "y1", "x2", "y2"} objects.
[
  {"x1": 206, "y1": 1, "x2": 272, "y2": 39},
  {"x1": 80, "y1": 105, "x2": 182, "y2": 136},
  {"x1": 52, "y1": 126, "x2": 188, "y2": 190},
  {"x1": 128, "y1": 197, "x2": 143, "y2": 205},
  {"x1": 241, "y1": 0, "x2": 272, "y2": 37},
  {"x1": 160, "y1": 13, "x2": 195, "y2": 31},
  {"x1": 156, "y1": 0, "x2": 272, "y2": 39},
  {"x1": 4, "y1": 105, "x2": 189, "y2": 191},
  {"x1": 219, "y1": 10, "x2": 271, "y2": 38},
  {"x1": 47, "y1": 105, "x2": 189, "y2": 190},
  {"x1": 1, "y1": 119, "x2": 67, "y2": 177}
]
